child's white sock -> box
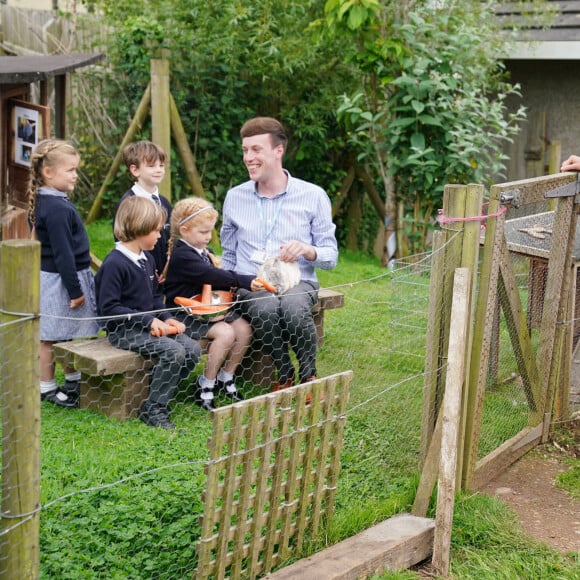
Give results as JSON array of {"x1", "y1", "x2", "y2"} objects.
[
  {"x1": 40, "y1": 380, "x2": 58, "y2": 394},
  {"x1": 199, "y1": 375, "x2": 216, "y2": 390},
  {"x1": 65, "y1": 371, "x2": 81, "y2": 382},
  {"x1": 217, "y1": 369, "x2": 234, "y2": 383}
]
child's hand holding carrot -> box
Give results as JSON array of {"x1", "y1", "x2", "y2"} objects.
[
  {"x1": 253, "y1": 278, "x2": 276, "y2": 293},
  {"x1": 150, "y1": 318, "x2": 181, "y2": 337},
  {"x1": 166, "y1": 318, "x2": 185, "y2": 333}
]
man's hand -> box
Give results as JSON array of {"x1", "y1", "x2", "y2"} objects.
[
  {"x1": 561, "y1": 155, "x2": 580, "y2": 172},
  {"x1": 279, "y1": 240, "x2": 316, "y2": 262}
]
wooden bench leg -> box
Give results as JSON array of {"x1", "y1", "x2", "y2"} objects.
[
  {"x1": 81, "y1": 367, "x2": 150, "y2": 420},
  {"x1": 313, "y1": 309, "x2": 325, "y2": 345}
]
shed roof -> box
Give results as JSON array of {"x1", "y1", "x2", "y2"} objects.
[
  {"x1": 497, "y1": 1, "x2": 580, "y2": 59},
  {"x1": 0, "y1": 53, "x2": 104, "y2": 85},
  {"x1": 497, "y1": 1, "x2": 580, "y2": 41}
]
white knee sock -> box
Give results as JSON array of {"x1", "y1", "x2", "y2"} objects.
[
  {"x1": 40, "y1": 380, "x2": 58, "y2": 394},
  {"x1": 217, "y1": 369, "x2": 234, "y2": 383}
]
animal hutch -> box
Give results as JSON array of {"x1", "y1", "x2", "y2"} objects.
[
  {"x1": 504, "y1": 206, "x2": 580, "y2": 407},
  {"x1": 0, "y1": 53, "x2": 103, "y2": 240}
]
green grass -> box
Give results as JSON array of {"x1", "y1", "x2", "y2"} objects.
[
  {"x1": 30, "y1": 222, "x2": 580, "y2": 578},
  {"x1": 87, "y1": 218, "x2": 115, "y2": 262}
]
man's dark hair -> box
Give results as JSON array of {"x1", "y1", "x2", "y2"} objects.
[{"x1": 240, "y1": 117, "x2": 288, "y2": 150}]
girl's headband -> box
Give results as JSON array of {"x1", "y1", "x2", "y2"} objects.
[{"x1": 178, "y1": 205, "x2": 214, "y2": 227}]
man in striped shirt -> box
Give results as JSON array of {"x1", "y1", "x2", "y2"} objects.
[{"x1": 221, "y1": 117, "x2": 338, "y2": 391}]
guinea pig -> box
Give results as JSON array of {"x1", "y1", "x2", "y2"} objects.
[{"x1": 257, "y1": 257, "x2": 301, "y2": 294}]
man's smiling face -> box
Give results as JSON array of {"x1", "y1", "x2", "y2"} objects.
[{"x1": 242, "y1": 133, "x2": 283, "y2": 183}]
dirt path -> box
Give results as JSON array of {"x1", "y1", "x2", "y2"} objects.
[{"x1": 480, "y1": 422, "x2": 580, "y2": 554}]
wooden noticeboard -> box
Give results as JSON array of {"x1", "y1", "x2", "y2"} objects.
[{"x1": 7, "y1": 99, "x2": 50, "y2": 208}]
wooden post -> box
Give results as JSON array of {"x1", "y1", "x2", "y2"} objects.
[
  {"x1": 420, "y1": 230, "x2": 446, "y2": 465},
  {"x1": 86, "y1": 84, "x2": 152, "y2": 223},
  {"x1": 169, "y1": 93, "x2": 205, "y2": 199},
  {"x1": 432, "y1": 268, "x2": 470, "y2": 577},
  {"x1": 455, "y1": 184, "x2": 483, "y2": 488},
  {"x1": 547, "y1": 140, "x2": 561, "y2": 211},
  {"x1": 524, "y1": 110, "x2": 546, "y2": 178},
  {"x1": 412, "y1": 407, "x2": 443, "y2": 517},
  {"x1": 419, "y1": 185, "x2": 466, "y2": 461},
  {"x1": 548, "y1": 140, "x2": 561, "y2": 175},
  {"x1": 54, "y1": 74, "x2": 67, "y2": 138},
  {"x1": 462, "y1": 187, "x2": 504, "y2": 490},
  {"x1": 151, "y1": 59, "x2": 171, "y2": 201},
  {"x1": 0, "y1": 240, "x2": 41, "y2": 579}
]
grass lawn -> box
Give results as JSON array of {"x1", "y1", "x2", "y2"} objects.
[{"x1": 30, "y1": 220, "x2": 580, "y2": 578}]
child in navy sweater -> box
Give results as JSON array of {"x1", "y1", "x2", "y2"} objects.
[
  {"x1": 96, "y1": 196, "x2": 201, "y2": 428},
  {"x1": 113, "y1": 140, "x2": 172, "y2": 281},
  {"x1": 163, "y1": 197, "x2": 267, "y2": 410},
  {"x1": 28, "y1": 139, "x2": 99, "y2": 407}
]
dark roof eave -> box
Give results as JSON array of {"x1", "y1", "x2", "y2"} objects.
[{"x1": 0, "y1": 53, "x2": 105, "y2": 85}]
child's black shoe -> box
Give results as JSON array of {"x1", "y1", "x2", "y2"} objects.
[
  {"x1": 41, "y1": 388, "x2": 78, "y2": 408},
  {"x1": 217, "y1": 379, "x2": 244, "y2": 402},
  {"x1": 138, "y1": 401, "x2": 175, "y2": 429},
  {"x1": 61, "y1": 379, "x2": 81, "y2": 403},
  {"x1": 194, "y1": 378, "x2": 216, "y2": 411}
]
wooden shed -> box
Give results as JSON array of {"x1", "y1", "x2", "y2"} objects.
[
  {"x1": 497, "y1": 1, "x2": 580, "y2": 180},
  {"x1": 0, "y1": 53, "x2": 104, "y2": 240}
]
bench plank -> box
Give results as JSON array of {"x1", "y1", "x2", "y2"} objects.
[{"x1": 53, "y1": 338, "x2": 151, "y2": 376}]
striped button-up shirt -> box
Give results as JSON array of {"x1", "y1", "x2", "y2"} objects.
[{"x1": 220, "y1": 171, "x2": 338, "y2": 282}]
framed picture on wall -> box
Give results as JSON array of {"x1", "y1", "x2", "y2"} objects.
[{"x1": 9, "y1": 99, "x2": 50, "y2": 168}]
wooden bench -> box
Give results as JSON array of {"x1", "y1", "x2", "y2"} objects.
[{"x1": 53, "y1": 288, "x2": 345, "y2": 420}]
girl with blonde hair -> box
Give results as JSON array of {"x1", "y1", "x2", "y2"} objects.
[
  {"x1": 164, "y1": 197, "x2": 267, "y2": 410},
  {"x1": 28, "y1": 139, "x2": 99, "y2": 407}
]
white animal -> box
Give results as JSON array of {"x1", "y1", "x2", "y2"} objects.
[{"x1": 257, "y1": 257, "x2": 301, "y2": 294}]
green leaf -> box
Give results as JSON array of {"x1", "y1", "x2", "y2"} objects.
[
  {"x1": 390, "y1": 117, "x2": 416, "y2": 129},
  {"x1": 348, "y1": 6, "x2": 368, "y2": 30},
  {"x1": 411, "y1": 132, "x2": 425, "y2": 150},
  {"x1": 411, "y1": 100, "x2": 425, "y2": 114},
  {"x1": 418, "y1": 115, "x2": 443, "y2": 127}
]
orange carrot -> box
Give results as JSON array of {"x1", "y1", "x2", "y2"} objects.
[
  {"x1": 256, "y1": 278, "x2": 277, "y2": 293},
  {"x1": 151, "y1": 326, "x2": 179, "y2": 337},
  {"x1": 201, "y1": 284, "x2": 213, "y2": 305},
  {"x1": 175, "y1": 296, "x2": 205, "y2": 308}
]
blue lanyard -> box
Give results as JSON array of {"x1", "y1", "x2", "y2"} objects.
[{"x1": 256, "y1": 194, "x2": 285, "y2": 249}]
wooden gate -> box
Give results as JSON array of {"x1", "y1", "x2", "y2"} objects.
[
  {"x1": 464, "y1": 172, "x2": 579, "y2": 489},
  {"x1": 195, "y1": 371, "x2": 352, "y2": 580}
]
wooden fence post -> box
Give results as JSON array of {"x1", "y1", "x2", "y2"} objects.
[
  {"x1": 431, "y1": 268, "x2": 470, "y2": 577},
  {"x1": 420, "y1": 230, "x2": 446, "y2": 466},
  {"x1": 455, "y1": 184, "x2": 483, "y2": 488},
  {"x1": 419, "y1": 185, "x2": 467, "y2": 459},
  {"x1": 419, "y1": 184, "x2": 482, "y2": 487},
  {"x1": 151, "y1": 58, "x2": 172, "y2": 201},
  {"x1": 0, "y1": 240, "x2": 41, "y2": 579}
]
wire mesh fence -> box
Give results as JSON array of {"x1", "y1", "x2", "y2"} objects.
[
  {"x1": 0, "y1": 226, "x2": 574, "y2": 578},
  {"x1": 478, "y1": 248, "x2": 542, "y2": 458}
]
